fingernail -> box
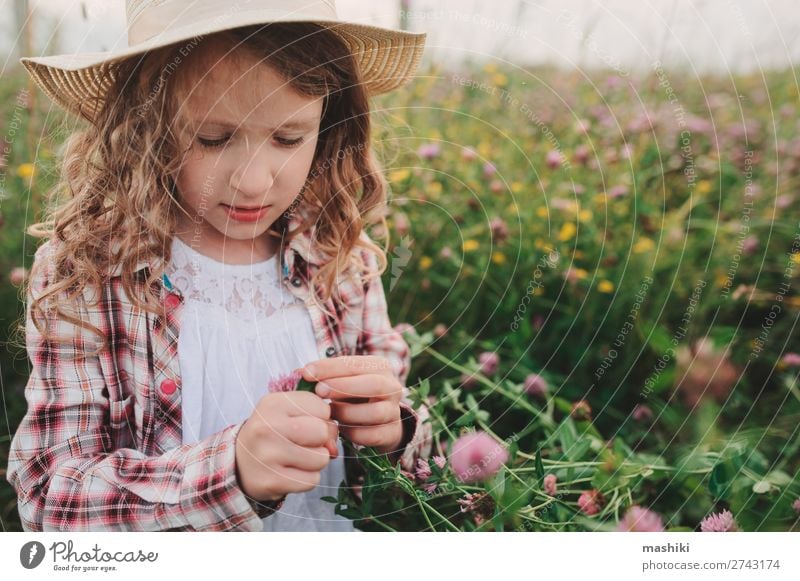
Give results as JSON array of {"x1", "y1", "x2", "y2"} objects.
[
  {"x1": 305, "y1": 364, "x2": 317, "y2": 378},
  {"x1": 316, "y1": 382, "x2": 330, "y2": 397}
]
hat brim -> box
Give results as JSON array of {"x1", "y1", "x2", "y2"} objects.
[{"x1": 21, "y1": 14, "x2": 426, "y2": 122}]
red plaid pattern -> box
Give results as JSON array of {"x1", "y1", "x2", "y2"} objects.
[{"x1": 6, "y1": 211, "x2": 432, "y2": 531}]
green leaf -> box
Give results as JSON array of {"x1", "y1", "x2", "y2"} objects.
[
  {"x1": 709, "y1": 462, "x2": 733, "y2": 500},
  {"x1": 555, "y1": 418, "x2": 578, "y2": 458},
  {"x1": 535, "y1": 449, "x2": 545, "y2": 481},
  {"x1": 320, "y1": 496, "x2": 338, "y2": 503},
  {"x1": 752, "y1": 481, "x2": 771, "y2": 494},
  {"x1": 296, "y1": 377, "x2": 316, "y2": 392},
  {"x1": 765, "y1": 471, "x2": 792, "y2": 487}
]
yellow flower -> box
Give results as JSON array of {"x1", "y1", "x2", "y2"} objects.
[
  {"x1": 511, "y1": 181, "x2": 524, "y2": 193},
  {"x1": 463, "y1": 239, "x2": 480, "y2": 252},
  {"x1": 571, "y1": 268, "x2": 589, "y2": 280},
  {"x1": 578, "y1": 209, "x2": 593, "y2": 223},
  {"x1": 574, "y1": 250, "x2": 585, "y2": 259},
  {"x1": 790, "y1": 252, "x2": 800, "y2": 265},
  {"x1": 534, "y1": 238, "x2": 546, "y2": 249},
  {"x1": 533, "y1": 286, "x2": 544, "y2": 296},
  {"x1": 558, "y1": 222, "x2": 577, "y2": 241},
  {"x1": 420, "y1": 256, "x2": 433, "y2": 270},
  {"x1": 697, "y1": 180, "x2": 712, "y2": 194},
  {"x1": 478, "y1": 142, "x2": 492, "y2": 157},
  {"x1": 598, "y1": 280, "x2": 615, "y2": 293},
  {"x1": 536, "y1": 207, "x2": 549, "y2": 218},
  {"x1": 429, "y1": 181, "x2": 443, "y2": 196},
  {"x1": 389, "y1": 169, "x2": 411, "y2": 183},
  {"x1": 493, "y1": 73, "x2": 508, "y2": 88},
  {"x1": 594, "y1": 193, "x2": 608, "y2": 205},
  {"x1": 16, "y1": 163, "x2": 35, "y2": 180},
  {"x1": 483, "y1": 62, "x2": 498, "y2": 74},
  {"x1": 491, "y1": 251, "x2": 506, "y2": 265},
  {"x1": 633, "y1": 237, "x2": 655, "y2": 253}
]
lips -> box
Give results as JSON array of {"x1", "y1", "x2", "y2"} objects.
[
  {"x1": 223, "y1": 204, "x2": 267, "y2": 211},
  {"x1": 222, "y1": 204, "x2": 270, "y2": 223}
]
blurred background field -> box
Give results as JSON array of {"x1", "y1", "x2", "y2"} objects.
[{"x1": 1, "y1": 1, "x2": 799, "y2": 531}]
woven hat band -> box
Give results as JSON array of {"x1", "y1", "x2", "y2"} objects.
[{"x1": 127, "y1": 0, "x2": 338, "y2": 45}]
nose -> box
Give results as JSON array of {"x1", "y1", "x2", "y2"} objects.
[{"x1": 229, "y1": 139, "x2": 275, "y2": 200}]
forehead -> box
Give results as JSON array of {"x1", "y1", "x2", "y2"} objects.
[{"x1": 175, "y1": 40, "x2": 323, "y2": 127}]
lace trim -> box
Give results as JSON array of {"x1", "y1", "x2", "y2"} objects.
[{"x1": 166, "y1": 236, "x2": 303, "y2": 321}]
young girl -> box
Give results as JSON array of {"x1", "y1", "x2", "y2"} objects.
[{"x1": 7, "y1": 0, "x2": 432, "y2": 532}]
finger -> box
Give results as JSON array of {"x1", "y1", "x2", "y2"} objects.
[
  {"x1": 300, "y1": 356, "x2": 396, "y2": 382},
  {"x1": 339, "y1": 425, "x2": 394, "y2": 449},
  {"x1": 277, "y1": 443, "x2": 331, "y2": 472},
  {"x1": 273, "y1": 466, "x2": 323, "y2": 494},
  {"x1": 278, "y1": 391, "x2": 332, "y2": 420},
  {"x1": 328, "y1": 420, "x2": 339, "y2": 442},
  {"x1": 331, "y1": 400, "x2": 400, "y2": 428},
  {"x1": 325, "y1": 439, "x2": 338, "y2": 459},
  {"x1": 315, "y1": 374, "x2": 402, "y2": 402},
  {"x1": 278, "y1": 415, "x2": 332, "y2": 447}
]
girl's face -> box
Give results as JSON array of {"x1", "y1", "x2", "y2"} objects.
[{"x1": 173, "y1": 44, "x2": 323, "y2": 264}]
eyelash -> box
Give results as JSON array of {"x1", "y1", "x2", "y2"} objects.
[{"x1": 196, "y1": 135, "x2": 305, "y2": 149}]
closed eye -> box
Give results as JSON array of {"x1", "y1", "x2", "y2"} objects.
[
  {"x1": 275, "y1": 136, "x2": 305, "y2": 148},
  {"x1": 197, "y1": 134, "x2": 231, "y2": 148},
  {"x1": 197, "y1": 134, "x2": 305, "y2": 149}
]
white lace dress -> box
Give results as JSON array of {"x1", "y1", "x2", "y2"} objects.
[{"x1": 165, "y1": 236, "x2": 355, "y2": 532}]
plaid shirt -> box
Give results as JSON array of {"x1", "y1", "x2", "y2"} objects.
[{"x1": 7, "y1": 210, "x2": 432, "y2": 532}]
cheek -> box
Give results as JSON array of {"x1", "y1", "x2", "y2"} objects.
[{"x1": 177, "y1": 153, "x2": 225, "y2": 198}]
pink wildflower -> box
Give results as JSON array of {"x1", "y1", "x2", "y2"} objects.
[
  {"x1": 489, "y1": 217, "x2": 509, "y2": 242},
  {"x1": 9, "y1": 266, "x2": 27, "y2": 286},
  {"x1": 462, "y1": 146, "x2": 478, "y2": 161},
  {"x1": 523, "y1": 373, "x2": 548, "y2": 398},
  {"x1": 450, "y1": 431, "x2": 509, "y2": 483},
  {"x1": 546, "y1": 150, "x2": 563, "y2": 169},
  {"x1": 417, "y1": 143, "x2": 441, "y2": 160},
  {"x1": 267, "y1": 369, "x2": 302, "y2": 393},
  {"x1": 632, "y1": 404, "x2": 653, "y2": 423},
  {"x1": 782, "y1": 353, "x2": 800, "y2": 367},
  {"x1": 700, "y1": 509, "x2": 738, "y2": 532},
  {"x1": 578, "y1": 489, "x2": 605, "y2": 516},
  {"x1": 543, "y1": 473, "x2": 557, "y2": 496},
  {"x1": 792, "y1": 498, "x2": 800, "y2": 513},
  {"x1": 415, "y1": 458, "x2": 432, "y2": 481},
  {"x1": 570, "y1": 399, "x2": 592, "y2": 420},
  {"x1": 478, "y1": 351, "x2": 500, "y2": 376},
  {"x1": 617, "y1": 506, "x2": 665, "y2": 532}
]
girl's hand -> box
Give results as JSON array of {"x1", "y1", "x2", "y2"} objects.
[
  {"x1": 300, "y1": 356, "x2": 404, "y2": 456},
  {"x1": 235, "y1": 392, "x2": 338, "y2": 502}
]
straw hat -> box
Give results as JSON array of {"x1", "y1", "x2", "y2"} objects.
[{"x1": 20, "y1": 0, "x2": 426, "y2": 122}]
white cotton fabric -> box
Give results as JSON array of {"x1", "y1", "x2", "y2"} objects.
[{"x1": 165, "y1": 236, "x2": 355, "y2": 532}]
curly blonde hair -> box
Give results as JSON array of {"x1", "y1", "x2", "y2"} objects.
[{"x1": 22, "y1": 23, "x2": 393, "y2": 354}]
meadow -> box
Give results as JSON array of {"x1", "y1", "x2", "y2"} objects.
[{"x1": 1, "y1": 61, "x2": 798, "y2": 531}]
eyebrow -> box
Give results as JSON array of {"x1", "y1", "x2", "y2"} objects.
[{"x1": 191, "y1": 117, "x2": 319, "y2": 132}]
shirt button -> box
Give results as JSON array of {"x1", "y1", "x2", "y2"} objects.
[
  {"x1": 165, "y1": 293, "x2": 181, "y2": 309},
  {"x1": 160, "y1": 378, "x2": 178, "y2": 395},
  {"x1": 291, "y1": 276, "x2": 302, "y2": 287},
  {"x1": 325, "y1": 346, "x2": 336, "y2": 357}
]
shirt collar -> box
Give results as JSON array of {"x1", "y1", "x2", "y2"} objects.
[{"x1": 107, "y1": 206, "x2": 323, "y2": 279}]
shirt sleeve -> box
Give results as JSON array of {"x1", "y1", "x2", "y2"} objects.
[
  {"x1": 353, "y1": 242, "x2": 433, "y2": 473},
  {"x1": 5, "y1": 241, "x2": 285, "y2": 532}
]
